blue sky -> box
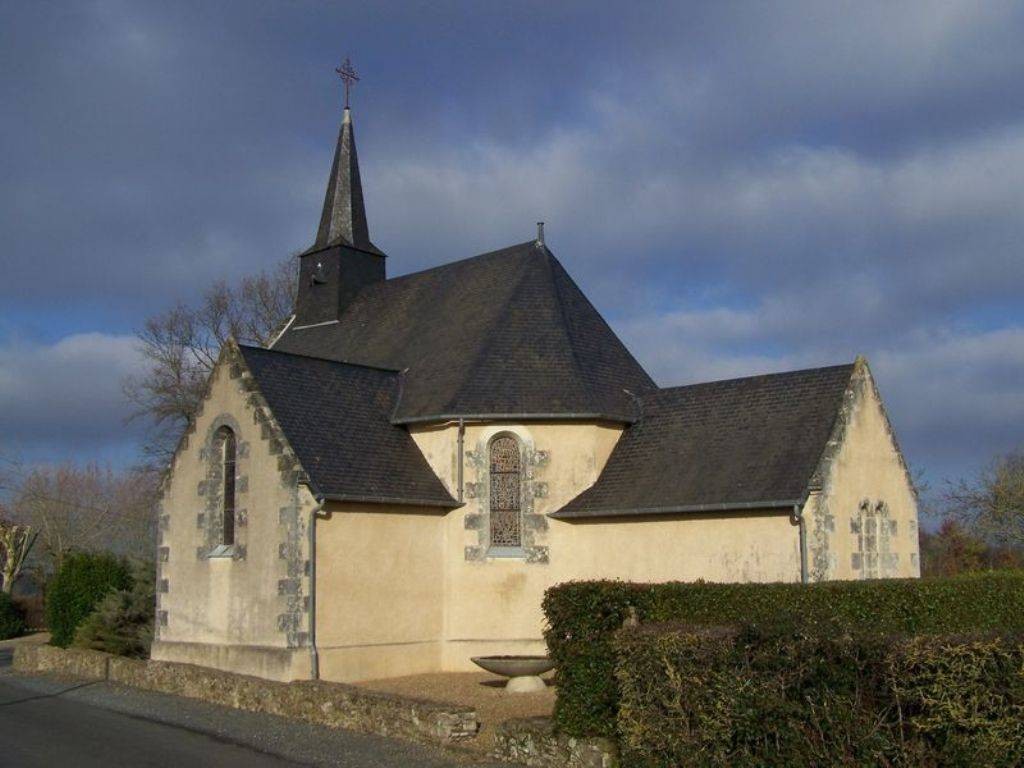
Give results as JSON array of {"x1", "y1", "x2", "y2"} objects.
[{"x1": 1, "y1": 1, "x2": 1023, "y2": 491}]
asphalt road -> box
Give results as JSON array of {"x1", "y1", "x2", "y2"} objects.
[{"x1": 0, "y1": 666, "x2": 509, "y2": 768}]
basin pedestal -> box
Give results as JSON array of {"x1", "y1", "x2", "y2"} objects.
[{"x1": 505, "y1": 675, "x2": 547, "y2": 693}]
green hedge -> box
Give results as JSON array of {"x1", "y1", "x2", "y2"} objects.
[
  {"x1": 46, "y1": 552, "x2": 133, "y2": 647},
  {"x1": 0, "y1": 591, "x2": 26, "y2": 640},
  {"x1": 614, "y1": 624, "x2": 1024, "y2": 767},
  {"x1": 542, "y1": 571, "x2": 1024, "y2": 737}
]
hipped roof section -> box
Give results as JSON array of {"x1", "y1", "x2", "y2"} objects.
[
  {"x1": 552, "y1": 363, "x2": 858, "y2": 519},
  {"x1": 272, "y1": 240, "x2": 657, "y2": 423},
  {"x1": 237, "y1": 344, "x2": 457, "y2": 508}
]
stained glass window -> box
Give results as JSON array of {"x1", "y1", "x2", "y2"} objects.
[
  {"x1": 217, "y1": 427, "x2": 237, "y2": 546},
  {"x1": 489, "y1": 435, "x2": 521, "y2": 548}
]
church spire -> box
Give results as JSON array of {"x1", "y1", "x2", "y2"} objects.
[{"x1": 311, "y1": 58, "x2": 383, "y2": 255}]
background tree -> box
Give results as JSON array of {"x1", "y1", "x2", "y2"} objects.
[
  {"x1": 123, "y1": 258, "x2": 296, "y2": 461},
  {"x1": 8, "y1": 461, "x2": 157, "y2": 574},
  {"x1": 946, "y1": 450, "x2": 1024, "y2": 550},
  {"x1": 918, "y1": 519, "x2": 987, "y2": 577},
  {"x1": 0, "y1": 512, "x2": 36, "y2": 594}
]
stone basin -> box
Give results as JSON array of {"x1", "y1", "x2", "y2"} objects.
[{"x1": 471, "y1": 655, "x2": 554, "y2": 677}]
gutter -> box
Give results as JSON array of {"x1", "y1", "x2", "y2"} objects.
[
  {"x1": 549, "y1": 498, "x2": 803, "y2": 520},
  {"x1": 457, "y1": 418, "x2": 465, "y2": 503},
  {"x1": 308, "y1": 492, "x2": 326, "y2": 680},
  {"x1": 319, "y1": 492, "x2": 459, "y2": 509},
  {"x1": 393, "y1": 411, "x2": 638, "y2": 426},
  {"x1": 418, "y1": 416, "x2": 472, "y2": 505},
  {"x1": 791, "y1": 503, "x2": 809, "y2": 585}
]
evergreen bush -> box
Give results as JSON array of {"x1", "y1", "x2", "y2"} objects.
[
  {"x1": 73, "y1": 561, "x2": 154, "y2": 658},
  {"x1": 45, "y1": 552, "x2": 132, "y2": 647},
  {"x1": 542, "y1": 571, "x2": 1024, "y2": 737},
  {"x1": 0, "y1": 591, "x2": 26, "y2": 640}
]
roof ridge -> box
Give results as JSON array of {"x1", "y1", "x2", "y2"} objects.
[
  {"x1": 654, "y1": 362, "x2": 857, "y2": 395},
  {"x1": 239, "y1": 343, "x2": 402, "y2": 376},
  {"x1": 375, "y1": 239, "x2": 538, "y2": 286},
  {"x1": 542, "y1": 244, "x2": 600, "y2": 412},
  {"x1": 545, "y1": 247, "x2": 657, "y2": 392}
]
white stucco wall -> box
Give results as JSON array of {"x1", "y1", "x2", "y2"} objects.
[
  {"x1": 151, "y1": 344, "x2": 315, "y2": 681},
  {"x1": 806, "y1": 364, "x2": 920, "y2": 581},
  {"x1": 409, "y1": 421, "x2": 804, "y2": 672},
  {"x1": 158, "y1": 349, "x2": 918, "y2": 684},
  {"x1": 315, "y1": 502, "x2": 447, "y2": 682}
]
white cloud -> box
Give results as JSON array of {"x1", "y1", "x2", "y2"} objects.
[
  {"x1": 0, "y1": 333, "x2": 144, "y2": 450},
  {"x1": 3, "y1": 0, "x2": 1023, "y2": 481},
  {"x1": 874, "y1": 327, "x2": 1024, "y2": 430}
]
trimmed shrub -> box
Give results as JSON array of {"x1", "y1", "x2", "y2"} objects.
[
  {"x1": 613, "y1": 624, "x2": 1024, "y2": 768},
  {"x1": 73, "y1": 561, "x2": 154, "y2": 658},
  {"x1": 46, "y1": 552, "x2": 132, "y2": 647},
  {"x1": 0, "y1": 591, "x2": 26, "y2": 640},
  {"x1": 543, "y1": 571, "x2": 1024, "y2": 737},
  {"x1": 888, "y1": 635, "x2": 1024, "y2": 766}
]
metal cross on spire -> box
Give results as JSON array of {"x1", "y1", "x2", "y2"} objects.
[{"x1": 335, "y1": 56, "x2": 360, "y2": 109}]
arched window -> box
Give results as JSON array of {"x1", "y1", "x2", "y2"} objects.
[
  {"x1": 216, "y1": 426, "x2": 237, "y2": 546},
  {"x1": 489, "y1": 435, "x2": 522, "y2": 548}
]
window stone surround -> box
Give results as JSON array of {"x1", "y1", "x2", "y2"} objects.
[
  {"x1": 463, "y1": 428, "x2": 549, "y2": 564},
  {"x1": 197, "y1": 414, "x2": 249, "y2": 561},
  {"x1": 851, "y1": 498, "x2": 899, "y2": 578}
]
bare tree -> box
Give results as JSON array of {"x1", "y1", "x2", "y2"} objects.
[
  {"x1": 9, "y1": 462, "x2": 157, "y2": 574},
  {"x1": 946, "y1": 451, "x2": 1024, "y2": 550},
  {"x1": 0, "y1": 513, "x2": 36, "y2": 593},
  {"x1": 124, "y1": 258, "x2": 296, "y2": 461}
]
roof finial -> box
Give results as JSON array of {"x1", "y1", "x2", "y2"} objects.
[
  {"x1": 335, "y1": 56, "x2": 360, "y2": 110},
  {"x1": 309, "y1": 57, "x2": 383, "y2": 256},
  {"x1": 536, "y1": 221, "x2": 545, "y2": 245}
]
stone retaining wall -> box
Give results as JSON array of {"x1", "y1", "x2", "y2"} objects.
[
  {"x1": 13, "y1": 645, "x2": 110, "y2": 680},
  {"x1": 13, "y1": 645, "x2": 477, "y2": 746},
  {"x1": 492, "y1": 716, "x2": 618, "y2": 768}
]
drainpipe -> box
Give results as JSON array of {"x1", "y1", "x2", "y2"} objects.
[
  {"x1": 791, "y1": 503, "x2": 809, "y2": 584},
  {"x1": 309, "y1": 493, "x2": 325, "y2": 679},
  {"x1": 457, "y1": 418, "x2": 465, "y2": 503}
]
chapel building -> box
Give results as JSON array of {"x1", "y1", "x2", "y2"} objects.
[{"x1": 152, "y1": 97, "x2": 920, "y2": 683}]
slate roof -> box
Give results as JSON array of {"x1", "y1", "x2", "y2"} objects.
[
  {"x1": 273, "y1": 240, "x2": 656, "y2": 423},
  {"x1": 237, "y1": 344, "x2": 457, "y2": 508},
  {"x1": 307, "y1": 108, "x2": 384, "y2": 256},
  {"x1": 552, "y1": 364, "x2": 856, "y2": 519}
]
